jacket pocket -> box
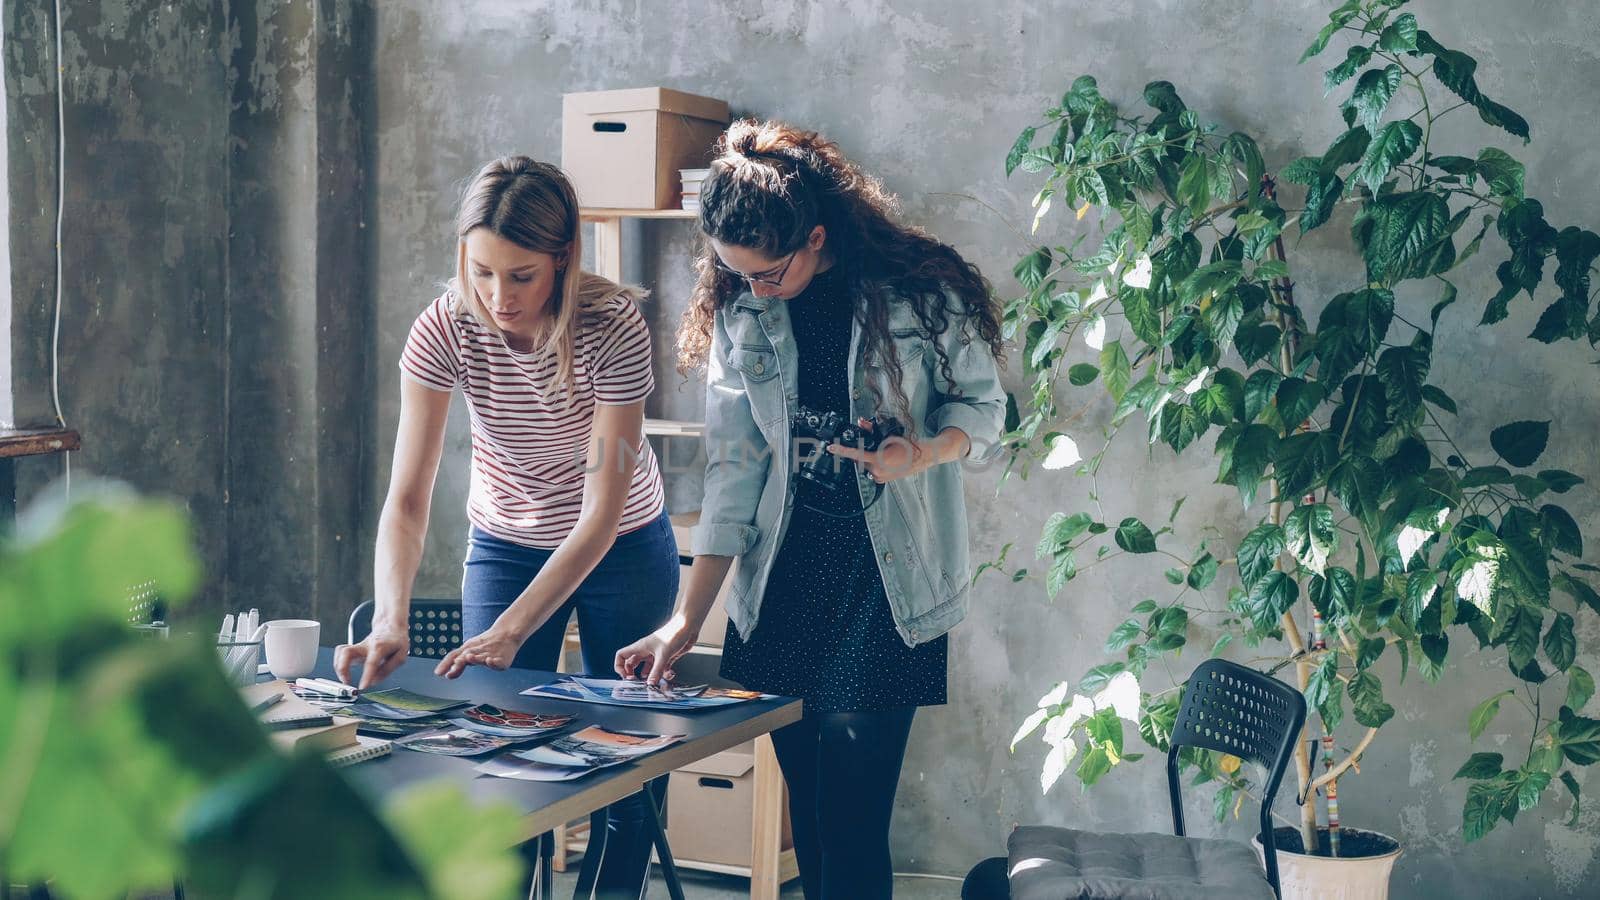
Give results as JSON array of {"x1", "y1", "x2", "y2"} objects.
[{"x1": 730, "y1": 345, "x2": 779, "y2": 382}]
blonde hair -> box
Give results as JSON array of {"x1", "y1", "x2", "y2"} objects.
[{"x1": 451, "y1": 157, "x2": 633, "y2": 401}]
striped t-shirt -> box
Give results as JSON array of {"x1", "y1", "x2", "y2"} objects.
[{"x1": 399, "y1": 287, "x2": 665, "y2": 548}]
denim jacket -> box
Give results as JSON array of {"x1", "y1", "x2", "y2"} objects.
[{"x1": 690, "y1": 282, "x2": 1006, "y2": 648}]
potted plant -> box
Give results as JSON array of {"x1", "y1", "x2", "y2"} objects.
[
  {"x1": 997, "y1": 1, "x2": 1599, "y2": 896},
  {"x1": 0, "y1": 483, "x2": 526, "y2": 899}
]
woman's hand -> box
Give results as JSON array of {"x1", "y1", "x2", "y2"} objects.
[
  {"x1": 434, "y1": 625, "x2": 526, "y2": 679},
  {"x1": 334, "y1": 629, "x2": 410, "y2": 690},
  {"x1": 829, "y1": 422, "x2": 971, "y2": 483},
  {"x1": 614, "y1": 619, "x2": 698, "y2": 687}
]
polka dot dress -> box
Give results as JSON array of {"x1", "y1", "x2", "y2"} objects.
[{"x1": 719, "y1": 266, "x2": 948, "y2": 712}]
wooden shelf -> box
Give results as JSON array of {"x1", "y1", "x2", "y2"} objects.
[
  {"x1": 0, "y1": 428, "x2": 80, "y2": 459},
  {"x1": 580, "y1": 207, "x2": 698, "y2": 221}
]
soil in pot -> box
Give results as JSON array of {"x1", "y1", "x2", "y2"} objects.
[{"x1": 1269, "y1": 826, "x2": 1401, "y2": 859}]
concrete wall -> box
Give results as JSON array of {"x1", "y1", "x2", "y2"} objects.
[
  {"x1": 4, "y1": 0, "x2": 375, "y2": 625},
  {"x1": 6, "y1": 0, "x2": 1596, "y2": 894},
  {"x1": 369, "y1": 1, "x2": 1600, "y2": 894}
]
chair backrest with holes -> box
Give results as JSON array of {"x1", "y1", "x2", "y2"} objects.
[
  {"x1": 1165, "y1": 657, "x2": 1306, "y2": 898},
  {"x1": 347, "y1": 599, "x2": 463, "y2": 660}
]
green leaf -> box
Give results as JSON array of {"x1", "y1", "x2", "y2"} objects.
[
  {"x1": 1491, "y1": 420, "x2": 1551, "y2": 468},
  {"x1": 1273, "y1": 431, "x2": 1339, "y2": 500},
  {"x1": 1568, "y1": 666, "x2": 1595, "y2": 712},
  {"x1": 1454, "y1": 752, "x2": 1505, "y2": 780},
  {"x1": 1545, "y1": 613, "x2": 1578, "y2": 672},
  {"x1": 1307, "y1": 655, "x2": 1343, "y2": 729},
  {"x1": 1099, "y1": 341, "x2": 1132, "y2": 401},
  {"x1": 1356, "y1": 637, "x2": 1387, "y2": 670},
  {"x1": 1469, "y1": 693, "x2": 1505, "y2": 741},
  {"x1": 1475, "y1": 147, "x2": 1525, "y2": 200},
  {"x1": 1188, "y1": 553, "x2": 1220, "y2": 591},
  {"x1": 1006, "y1": 126, "x2": 1037, "y2": 177},
  {"x1": 1345, "y1": 64, "x2": 1404, "y2": 130},
  {"x1": 1541, "y1": 505, "x2": 1583, "y2": 557},
  {"x1": 1328, "y1": 458, "x2": 1385, "y2": 531},
  {"x1": 1244, "y1": 370, "x2": 1283, "y2": 424},
  {"x1": 1107, "y1": 619, "x2": 1144, "y2": 652},
  {"x1": 1037, "y1": 511, "x2": 1095, "y2": 557},
  {"x1": 1323, "y1": 46, "x2": 1373, "y2": 94},
  {"x1": 1357, "y1": 120, "x2": 1422, "y2": 191},
  {"x1": 1464, "y1": 782, "x2": 1507, "y2": 842},
  {"x1": 1076, "y1": 745, "x2": 1114, "y2": 786},
  {"x1": 1285, "y1": 504, "x2": 1337, "y2": 574},
  {"x1": 1228, "y1": 425, "x2": 1278, "y2": 508},
  {"x1": 1068, "y1": 363, "x2": 1100, "y2": 387},
  {"x1": 1417, "y1": 30, "x2": 1531, "y2": 143},
  {"x1": 1377, "y1": 345, "x2": 1429, "y2": 417},
  {"x1": 1300, "y1": 171, "x2": 1345, "y2": 234},
  {"x1": 1310, "y1": 567, "x2": 1358, "y2": 619},
  {"x1": 1377, "y1": 13, "x2": 1418, "y2": 52},
  {"x1": 1539, "y1": 470, "x2": 1585, "y2": 494},
  {"x1": 1078, "y1": 662, "x2": 1126, "y2": 695},
  {"x1": 1237, "y1": 524, "x2": 1286, "y2": 588},
  {"x1": 1322, "y1": 126, "x2": 1373, "y2": 171},
  {"x1": 1122, "y1": 287, "x2": 1164, "y2": 346},
  {"x1": 1275, "y1": 378, "x2": 1326, "y2": 430},
  {"x1": 1365, "y1": 191, "x2": 1452, "y2": 282},
  {"x1": 1507, "y1": 606, "x2": 1544, "y2": 671},
  {"x1": 1014, "y1": 246, "x2": 1051, "y2": 290},
  {"x1": 1115, "y1": 518, "x2": 1159, "y2": 554},
  {"x1": 1462, "y1": 466, "x2": 1514, "y2": 488},
  {"x1": 1555, "y1": 572, "x2": 1600, "y2": 616},
  {"x1": 1421, "y1": 384, "x2": 1458, "y2": 415},
  {"x1": 1047, "y1": 549, "x2": 1079, "y2": 599},
  {"x1": 1560, "y1": 772, "x2": 1582, "y2": 827},
  {"x1": 1182, "y1": 261, "x2": 1245, "y2": 306},
  {"x1": 1557, "y1": 708, "x2": 1600, "y2": 765},
  {"x1": 1348, "y1": 671, "x2": 1396, "y2": 727},
  {"x1": 1246, "y1": 572, "x2": 1299, "y2": 632},
  {"x1": 1178, "y1": 153, "x2": 1214, "y2": 218},
  {"x1": 1160, "y1": 404, "x2": 1207, "y2": 453}
]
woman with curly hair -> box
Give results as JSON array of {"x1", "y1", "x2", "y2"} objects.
[{"x1": 616, "y1": 120, "x2": 1007, "y2": 898}]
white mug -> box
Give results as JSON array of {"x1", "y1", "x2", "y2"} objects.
[{"x1": 263, "y1": 619, "x2": 321, "y2": 680}]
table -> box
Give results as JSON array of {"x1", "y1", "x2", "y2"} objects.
[{"x1": 307, "y1": 649, "x2": 802, "y2": 898}]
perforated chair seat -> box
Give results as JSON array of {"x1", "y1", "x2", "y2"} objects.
[
  {"x1": 1006, "y1": 826, "x2": 1275, "y2": 900},
  {"x1": 966, "y1": 659, "x2": 1306, "y2": 899},
  {"x1": 347, "y1": 599, "x2": 463, "y2": 660}
]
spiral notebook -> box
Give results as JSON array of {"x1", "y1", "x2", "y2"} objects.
[{"x1": 327, "y1": 735, "x2": 392, "y2": 768}]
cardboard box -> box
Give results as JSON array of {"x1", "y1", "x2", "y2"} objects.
[
  {"x1": 562, "y1": 87, "x2": 730, "y2": 210},
  {"x1": 670, "y1": 510, "x2": 734, "y2": 648},
  {"x1": 666, "y1": 741, "x2": 792, "y2": 868}
]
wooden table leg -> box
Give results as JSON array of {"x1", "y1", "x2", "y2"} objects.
[{"x1": 749, "y1": 734, "x2": 785, "y2": 900}]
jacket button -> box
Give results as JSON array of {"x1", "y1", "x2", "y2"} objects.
[
  {"x1": 753, "y1": 361, "x2": 765, "y2": 374},
  {"x1": 883, "y1": 551, "x2": 895, "y2": 563}
]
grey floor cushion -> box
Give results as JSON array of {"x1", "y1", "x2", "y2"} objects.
[{"x1": 1007, "y1": 825, "x2": 1276, "y2": 900}]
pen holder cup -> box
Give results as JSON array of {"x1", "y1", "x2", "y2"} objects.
[{"x1": 217, "y1": 635, "x2": 263, "y2": 687}]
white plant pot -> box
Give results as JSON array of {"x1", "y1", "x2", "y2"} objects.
[{"x1": 1252, "y1": 828, "x2": 1403, "y2": 900}]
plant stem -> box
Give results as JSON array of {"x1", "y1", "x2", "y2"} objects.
[
  {"x1": 1260, "y1": 175, "x2": 1321, "y2": 853},
  {"x1": 1308, "y1": 726, "x2": 1379, "y2": 792}
]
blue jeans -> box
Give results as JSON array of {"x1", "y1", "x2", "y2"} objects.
[{"x1": 462, "y1": 511, "x2": 678, "y2": 897}]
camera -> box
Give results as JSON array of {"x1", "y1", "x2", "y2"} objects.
[{"x1": 790, "y1": 405, "x2": 906, "y2": 493}]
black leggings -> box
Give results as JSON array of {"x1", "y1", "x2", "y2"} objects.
[{"x1": 770, "y1": 707, "x2": 917, "y2": 900}]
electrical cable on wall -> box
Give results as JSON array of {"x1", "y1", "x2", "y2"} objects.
[{"x1": 51, "y1": 0, "x2": 70, "y2": 495}]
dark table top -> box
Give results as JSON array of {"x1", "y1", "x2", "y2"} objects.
[{"x1": 311, "y1": 648, "x2": 802, "y2": 839}]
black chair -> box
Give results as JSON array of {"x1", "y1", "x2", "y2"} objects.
[
  {"x1": 964, "y1": 658, "x2": 1307, "y2": 900},
  {"x1": 347, "y1": 598, "x2": 464, "y2": 659}
]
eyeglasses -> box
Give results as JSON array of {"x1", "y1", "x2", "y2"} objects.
[{"x1": 714, "y1": 250, "x2": 798, "y2": 288}]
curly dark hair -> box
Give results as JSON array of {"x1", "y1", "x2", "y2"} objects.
[{"x1": 677, "y1": 119, "x2": 1005, "y2": 423}]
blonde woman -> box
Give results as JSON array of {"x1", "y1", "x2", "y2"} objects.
[{"x1": 335, "y1": 156, "x2": 675, "y2": 896}]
